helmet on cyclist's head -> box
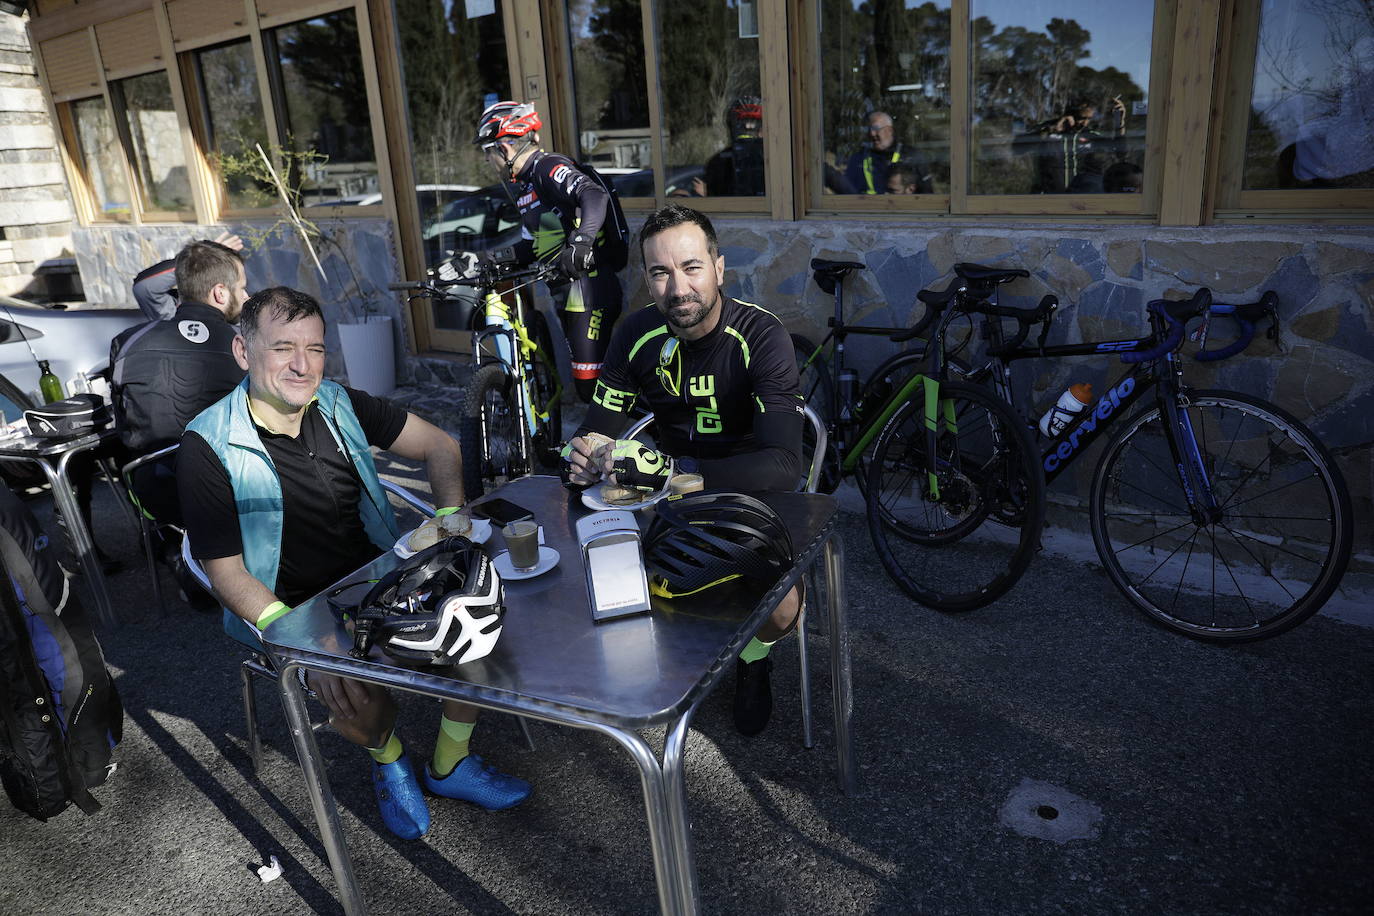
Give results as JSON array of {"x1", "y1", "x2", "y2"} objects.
[
  {"x1": 351, "y1": 537, "x2": 505, "y2": 665},
  {"x1": 643, "y1": 491, "x2": 793, "y2": 598},
  {"x1": 728, "y1": 96, "x2": 763, "y2": 138},
  {"x1": 475, "y1": 101, "x2": 543, "y2": 147}
]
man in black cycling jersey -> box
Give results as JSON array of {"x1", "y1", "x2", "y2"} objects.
[
  {"x1": 561, "y1": 203, "x2": 804, "y2": 736},
  {"x1": 471, "y1": 101, "x2": 629, "y2": 402}
]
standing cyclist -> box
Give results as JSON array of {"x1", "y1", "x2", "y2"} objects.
[{"x1": 472, "y1": 101, "x2": 630, "y2": 402}]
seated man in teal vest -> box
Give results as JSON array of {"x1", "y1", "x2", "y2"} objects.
[{"x1": 177, "y1": 287, "x2": 530, "y2": 840}]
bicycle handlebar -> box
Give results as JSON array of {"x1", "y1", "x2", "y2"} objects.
[
  {"x1": 1194, "y1": 291, "x2": 1280, "y2": 363},
  {"x1": 1122, "y1": 288, "x2": 1212, "y2": 364},
  {"x1": 388, "y1": 260, "x2": 556, "y2": 300},
  {"x1": 891, "y1": 277, "x2": 963, "y2": 342}
]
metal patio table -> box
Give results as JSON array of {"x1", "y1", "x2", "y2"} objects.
[
  {"x1": 0, "y1": 427, "x2": 121, "y2": 628},
  {"x1": 262, "y1": 474, "x2": 854, "y2": 916}
]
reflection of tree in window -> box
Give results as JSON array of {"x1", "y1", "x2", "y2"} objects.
[
  {"x1": 820, "y1": 1, "x2": 951, "y2": 191},
  {"x1": 72, "y1": 97, "x2": 131, "y2": 219},
  {"x1": 274, "y1": 12, "x2": 377, "y2": 203},
  {"x1": 396, "y1": 0, "x2": 510, "y2": 187},
  {"x1": 115, "y1": 71, "x2": 192, "y2": 212},
  {"x1": 197, "y1": 41, "x2": 269, "y2": 208},
  {"x1": 568, "y1": 0, "x2": 651, "y2": 170},
  {"x1": 971, "y1": 13, "x2": 1147, "y2": 195},
  {"x1": 1243, "y1": 0, "x2": 1374, "y2": 190}
]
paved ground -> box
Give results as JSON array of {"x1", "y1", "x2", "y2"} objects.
[{"x1": 2, "y1": 392, "x2": 1372, "y2": 915}]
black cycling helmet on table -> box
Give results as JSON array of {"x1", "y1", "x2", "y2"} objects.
[
  {"x1": 343, "y1": 537, "x2": 505, "y2": 665},
  {"x1": 643, "y1": 492, "x2": 794, "y2": 598}
]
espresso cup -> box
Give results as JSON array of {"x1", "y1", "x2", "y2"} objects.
[
  {"x1": 669, "y1": 473, "x2": 704, "y2": 495},
  {"x1": 503, "y1": 520, "x2": 540, "y2": 569}
]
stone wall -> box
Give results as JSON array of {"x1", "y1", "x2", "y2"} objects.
[
  {"x1": 619, "y1": 219, "x2": 1374, "y2": 554},
  {"x1": 72, "y1": 218, "x2": 407, "y2": 382},
  {"x1": 0, "y1": 13, "x2": 75, "y2": 298}
]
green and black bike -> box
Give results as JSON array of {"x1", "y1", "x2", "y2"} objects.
[{"x1": 392, "y1": 252, "x2": 564, "y2": 498}]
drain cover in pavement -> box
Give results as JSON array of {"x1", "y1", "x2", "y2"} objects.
[{"x1": 998, "y1": 778, "x2": 1103, "y2": 844}]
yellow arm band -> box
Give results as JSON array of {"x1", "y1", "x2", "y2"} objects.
[
  {"x1": 435, "y1": 506, "x2": 462, "y2": 517},
  {"x1": 256, "y1": 601, "x2": 293, "y2": 630}
]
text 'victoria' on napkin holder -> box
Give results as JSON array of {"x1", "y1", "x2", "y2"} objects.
[{"x1": 575, "y1": 510, "x2": 651, "y2": 621}]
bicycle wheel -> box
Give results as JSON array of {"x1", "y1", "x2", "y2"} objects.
[
  {"x1": 527, "y1": 310, "x2": 564, "y2": 469},
  {"x1": 866, "y1": 378, "x2": 1045, "y2": 612},
  {"x1": 1090, "y1": 389, "x2": 1353, "y2": 642},
  {"x1": 458, "y1": 363, "x2": 526, "y2": 499}
]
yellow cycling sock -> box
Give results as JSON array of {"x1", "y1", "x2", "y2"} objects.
[
  {"x1": 739, "y1": 636, "x2": 776, "y2": 665},
  {"x1": 365, "y1": 731, "x2": 403, "y2": 765},
  {"x1": 431, "y1": 716, "x2": 475, "y2": 777}
]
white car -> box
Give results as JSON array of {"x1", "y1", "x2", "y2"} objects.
[{"x1": 0, "y1": 296, "x2": 144, "y2": 419}]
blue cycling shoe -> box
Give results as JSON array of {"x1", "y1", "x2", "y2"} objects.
[
  {"x1": 372, "y1": 754, "x2": 431, "y2": 840},
  {"x1": 424, "y1": 754, "x2": 531, "y2": 811}
]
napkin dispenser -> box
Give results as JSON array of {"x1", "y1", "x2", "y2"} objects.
[{"x1": 575, "y1": 510, "x2": 651, "y2": 621}]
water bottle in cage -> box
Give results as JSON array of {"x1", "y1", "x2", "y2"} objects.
[
  {"x1": 1038, "y1": 383, "x2": 1093, "y2": 437},
  {"x1": 837, "y1": 369, "x2": 859, "y2": 421}
]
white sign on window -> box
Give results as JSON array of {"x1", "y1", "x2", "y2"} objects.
[{"x1": 466, "y1": 0, "x2": 496, "y2": 19}]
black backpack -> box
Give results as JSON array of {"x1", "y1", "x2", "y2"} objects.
[
  {"x1": 0, "y1": 486, "x2": 122, "y2": 821},
  {"x1": 577, "y1": 160, "x2": 631, "y2": 274}
]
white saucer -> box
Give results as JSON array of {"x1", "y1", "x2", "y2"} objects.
[
  {"x1": 394, "y1": 518, "x2": 492, "y2": 558},
  {"x1": 493, "y1": 545, "x2": 560, "y2": 580},
  {"x1": 581, "y1": 483, "x2": 669, "y2": 512}
]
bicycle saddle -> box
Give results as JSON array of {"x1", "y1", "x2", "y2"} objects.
[
  {"x1": 810, "y1": 258, "x2": 866, "y2": 295},
  {"x1": 954, "y1": 263, "x2": 1029, "y2": 285}
]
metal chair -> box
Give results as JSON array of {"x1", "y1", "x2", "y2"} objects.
[
  {"x1": 183, "y1": 477, "x2": 535, "y2": 771},
  {"x1": 120, "y1": 444, "x2": 180, "y2": 616},
  {"x1": 621, "y1": 404, "x2": 829, "y2": 746}
]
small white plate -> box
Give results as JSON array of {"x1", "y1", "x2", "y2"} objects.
[
  {"x1": 581, "y1": 483, "x2": 669, "y2": 512},
  {"x1": 393, "y1": 518, "x2": 492, "y2": 558},
  {"x1": 493, "y1": 545, "x2": 560, "y2": 580}
]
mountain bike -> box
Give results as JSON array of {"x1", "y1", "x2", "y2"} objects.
[
  {"x1": 873, "y1": 262, "x2": 1353, "y2": 641},
  {"x1": 391, "y1": 252, "x2": 564, "y2": 498},
  {"x1": 794, "y1": 258, "x2": 1047, "y2": 611}
]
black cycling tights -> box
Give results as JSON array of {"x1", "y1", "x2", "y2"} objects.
[{"x1": 550, "y1": 270, "x2": 623, "y2": 403}]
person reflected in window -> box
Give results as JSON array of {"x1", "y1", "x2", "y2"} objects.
[
  {"x1": 1104, "y1": 161, "x2": 1143, "y2": 194},
  {"x1": 1026, "y1": 96, "x2": 1127, "y2": 194},
  {"x1": 844, "y1": 111, "x2": 932, "y2": 195},
  {"x1": 692, "y1": 96, "x2": 766, "y2": 198},
  {"x1": 886, "y1": 161, "x2": 925, "y2": 195}
]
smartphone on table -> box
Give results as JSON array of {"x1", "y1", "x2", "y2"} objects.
[{"x1": 471, "y1": 498, "x2": 534, "y2": 527}]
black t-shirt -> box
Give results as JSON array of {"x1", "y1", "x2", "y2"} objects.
[
  {"x1": 178, "y1": 387, "x2": 408, "y2": 606},
  {"x1": 575, "y1": 297, "x2": 803, "y2": 491}
]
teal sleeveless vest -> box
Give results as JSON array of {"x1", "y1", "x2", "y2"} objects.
[{"x1": 187, "y1": 378, "x2": 400, "y2": 645}]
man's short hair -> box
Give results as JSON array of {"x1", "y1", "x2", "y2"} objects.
[
  {"x1": 174, "y1": 240, "x2": 243, "y2": 305},
  {"x1": 890, "y1": 161, "x2": 921, "y2": 188},
  {"x1": 239, "y1": 287, "x2": 324, "y2": 343},
  {"x1": 639, "y1": 204, "x2": 719, "y2": 262},
  {"x1": 866, "y1": 110, "x2": 893, "y2": 126}
]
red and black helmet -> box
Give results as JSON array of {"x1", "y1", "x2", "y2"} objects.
[{"x1": 474, "y1": 101, "x2": 543, "y2": 146}]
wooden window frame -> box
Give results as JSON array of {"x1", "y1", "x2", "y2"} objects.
[
  {"x1": 798, "y1": 0, "x2": 1178, "y2": 221},
  {"x1": 1209, "y1": 0, "x2": 1374, "y2": 222}
]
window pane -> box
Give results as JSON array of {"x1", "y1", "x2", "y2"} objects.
[
  {"x1": 395, "y1": 0, "x2": 512, "y2": 268},
  {"x1": 114, "y1": 71, "x2": 192, "y2": 213},
  {"x1": 196, "y1": 40, "x2": 270, "y2": 209},
  {"x1": 658, "y1": 0, "x2": 764, "y2": 198},
  {"x1": 273, "y1": 10, "x2": 379, "y2": 205},
  {"x1": 71, "y1": 97, "x2": 132, "y2": 221},
  {"x1": 970, "y1": 1, "x2": 1153, "y2": 195},
  {"x1": 1243, "y1": 0, "x2": 1374, "y2": 190},
  {"x1": 819, "y1": 0, "x2": 951, "y2": 197},
  {"x1": 566, "y1": 0, "x2": 653, "y2": 194}
]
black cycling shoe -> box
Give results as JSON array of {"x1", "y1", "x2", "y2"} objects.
[{"x1": 733, "y1": 656, "x2": 773, "y2": 736}]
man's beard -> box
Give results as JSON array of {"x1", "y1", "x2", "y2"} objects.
[{"x1": 663, "y1": 290, "x2": 719, "y2": 330}]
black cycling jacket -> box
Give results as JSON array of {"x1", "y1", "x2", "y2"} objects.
[
  {"x1": 131, "y1": 258, "x2": 177, "y2": 321},
  {"x1": 512, "y1": 151, "x2": 628, "y2": 271},
  {"x1": 575, "y1": 296, "x2": 803, "y2": 491},
  {"x1": 109, "y1": 301, "x2": 244, "y2": 453}
]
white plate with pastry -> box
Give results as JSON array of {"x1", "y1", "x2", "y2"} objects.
[
  {"x1": 394, "y1": 514, "x2": 491, "y2": 558},
  {"x1": 580, "y1": 481, "x2": 669, "y2": 512}
]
